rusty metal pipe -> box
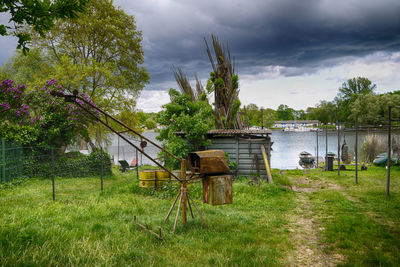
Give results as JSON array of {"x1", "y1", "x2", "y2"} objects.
[
  {"x1": 74, "y1": 94, "x2": 182, "y2": 161},
  {"x1": 73, "y1": 99, "x2": 182, "y2": 182}
]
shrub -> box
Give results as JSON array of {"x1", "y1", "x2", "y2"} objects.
[
  {"x1": 361, "y1": 135, "x2": 386, "y2": 163},
  {"x1": 225, "y1": 152, "x2": 238, "y2": 172},
  {"x1": 23, "y1": 148, "x2": 112, "y2": 178}
]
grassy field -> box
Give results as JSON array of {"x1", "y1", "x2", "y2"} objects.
[{"x1": 0, "y1": 166, "x2": 399, "y2": 266}]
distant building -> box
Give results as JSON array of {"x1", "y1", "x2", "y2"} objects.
[{"x1": 273, "y1": 120, "x2": 320, "y2": 130}]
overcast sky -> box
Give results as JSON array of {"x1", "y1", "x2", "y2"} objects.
[{"x1": 1, "y1": 0, "x2": 400, "y2": 112}]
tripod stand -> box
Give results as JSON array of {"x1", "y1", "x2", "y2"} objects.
[{"x1": 163, "y1": 162, "x2": 208, "y2": 232}]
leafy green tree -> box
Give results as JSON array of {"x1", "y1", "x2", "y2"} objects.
[
  {"x1": 245, "y1": 103, "x2": 260, "y2": 126},
  {"x1": 350, "y1": 93, "x2": 379, "y2": 124},
  {"x1": 262, "y1": 108, "x2": 277, "y2": 128},
  {"x1": 351, "y1": 92, "x2": 400, "y2": 125},
  {"x1": 0, "y1": 0, "x2": 88, "y2": 52},
  {"x1": 156, "y1": 89, "x2": 213, "y2": 168},
  {"x1": 293, "y1": 109, "x2": 306, "y2": 120},
  {"x1": 33, "y1": 0, "x2": 149, "y2": 113},
  {"x1": 335, "y1": 77, "x2": 376, "y2": 122},
  {"x1": 338, "y1": 77, "x2": 377, "y2": 102},
  {"x1": 306, "y1": 101, "x2": 337, "y2": 124},
  {"x1": 276, "y1": 104, "x2": 295, "y2": 120},
  {"x1": 0, "y1": 48, "x2": 52, "y2": 86},
  {"x1": 113, "y1": 109, "x2": 142, "y2": 133},
  {"x1": 240, "y1": 105, "x2": 276, "y2": 128},
  {"x1": 1, "y1": 0, "x2": 149, "y2": 142},
  {"x1": 144, "y1": 118, "x2": 156, "y2": 129},
  {"x1": 135, "y1": 110, "x2": 147, "y2": 125}
]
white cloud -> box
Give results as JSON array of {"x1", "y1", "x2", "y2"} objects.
[
  {"x1": 136, "y1": 90, "x2": 170, "y2": 112},
  {"x1": 239, "y1": 52, "x2": 400, "y2": 110}
]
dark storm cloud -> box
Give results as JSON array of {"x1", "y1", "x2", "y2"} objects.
[
  {"x1": 114, "y1": 0, "x2": 400, "y2": 89},
  {"x1": 1, "y1": 0, "x2": 399, "y2": 90}
]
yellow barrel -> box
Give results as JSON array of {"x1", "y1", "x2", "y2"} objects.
[
  {"x1": 139, "y1": 170, "x2": 156, "y2": 188},
  {"x1": 155, "y1": 170, "x2": 170, "y2": 187}
]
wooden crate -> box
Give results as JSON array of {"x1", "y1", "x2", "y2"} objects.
[
  {"x1": 188, "y1": 150, "x2": 230, "y2": 175},
  {"x1": 202, "y1": 175, "x2": 233, "y2": 205}
]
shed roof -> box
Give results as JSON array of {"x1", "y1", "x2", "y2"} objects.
[
  {"x1": 175, "y1": 129, "x2": 271, "y2": 139},
  {"x1": 206, "y1": 129, "x2": 271, "y2": 135}
]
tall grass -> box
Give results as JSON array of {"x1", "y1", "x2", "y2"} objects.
[
  {"x1": 0, "y1": 172, "x2": 295, "y2": 266},
  {"x1": 361, "y1": 134, "x2": 386, "y2": 163}
]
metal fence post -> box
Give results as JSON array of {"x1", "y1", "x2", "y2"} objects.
[
  {"x1": 387, "y1": 106, "x2": 391, "y2": 196},
  {"x1": 325, "y1": 126, "x2": 328, "y2": 170},
  {"x1": 136, "y1": 148, "x2": 139, "y2": 178},
  {"x1": 1, "y1": 138, "x2": 4, "y2": 182},
  {"x1": 355, "y1": 117, "x2": 358, "y2": 184},
  {"x1": 51, "y1": 148, "x2": 55, "y2": 201},
  {"x1": 337, "y1": 123, "x2": 340, "y2": 176},
  {"x1": 316, "y1": 124, "x2": 319, "y2": 167},
  {"x1": 101, "y1": 146, "x2": 104, "y2": 191}
]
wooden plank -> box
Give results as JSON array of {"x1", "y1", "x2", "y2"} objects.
[
  {"x1": 260, "y1": 145, "x2": 273, "y2": 183},
  {"x1": 134, "y1": 216, "x2": 163, "y2": 241}
]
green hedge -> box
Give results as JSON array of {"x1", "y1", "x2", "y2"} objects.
[{"x1": 23, "y1": 148, "x2": 112, "y2": 178}]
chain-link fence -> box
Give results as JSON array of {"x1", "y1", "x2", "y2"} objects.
[
  {"x1": 0, "y1": 139, "x2": 112, "y2": 183},
  {"x1": 0, "y1": 139, "x2": 24, "y2": 182}
]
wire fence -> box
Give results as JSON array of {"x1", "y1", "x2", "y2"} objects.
[
  {"x1": 0, "y1": 139, "x2": 24, "y2": 182},
  {"x1": 0, "y1": 139, "x2": 112, "y2": 199}
]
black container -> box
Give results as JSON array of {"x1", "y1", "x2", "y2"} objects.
[{"x1": 326, "y1": 155, "x2": 334, "y2": 171}]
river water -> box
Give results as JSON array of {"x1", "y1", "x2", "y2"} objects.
[{"x1": 107, "y1": 130, "x2": 387, "y2": 169}]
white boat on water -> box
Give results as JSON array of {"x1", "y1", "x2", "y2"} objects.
[{"x1": 284, "y1": 126, "x2": 311, "y2": 132}]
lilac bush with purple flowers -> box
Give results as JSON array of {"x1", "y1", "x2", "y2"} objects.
[{"x1": 0, "y1": 79, "x2": 98, "y2": 149}]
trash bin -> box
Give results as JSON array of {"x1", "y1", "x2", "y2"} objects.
[{"x1": 326, "y1": 155, "x2": 334, "y2": 171}]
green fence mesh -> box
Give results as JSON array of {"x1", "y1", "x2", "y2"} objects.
[
  {"x1": 0, "y1": 139, "x2": 112, "y2": 183},
  {"x1": 0, "y1": 139, "x2": 24, "y2": 182}
]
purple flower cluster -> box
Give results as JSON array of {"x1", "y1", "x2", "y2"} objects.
[
  {"x1": 0, "y1": 79, "x2": 13, "y2": 87},
  {"x1": 0, "y1": 103, "x2": 11, "y2": 110},
  {"x1": 46, "y1": 79, "x2": 57, "y2": 86},
  {"x1": 1, "y1": 79, "x2": 26, "y2": 123},
  {"x1": 1, "y1": 78, "x2": 100, "y2": 129}
]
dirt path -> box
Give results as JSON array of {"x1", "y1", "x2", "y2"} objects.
[{"x1": 287, "y1": 176, "x2": 344, "y2": 266}]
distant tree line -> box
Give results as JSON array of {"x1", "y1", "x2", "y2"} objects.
[{"x1": 237, "y1": 77, "x2": 400, "y2": 127}]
